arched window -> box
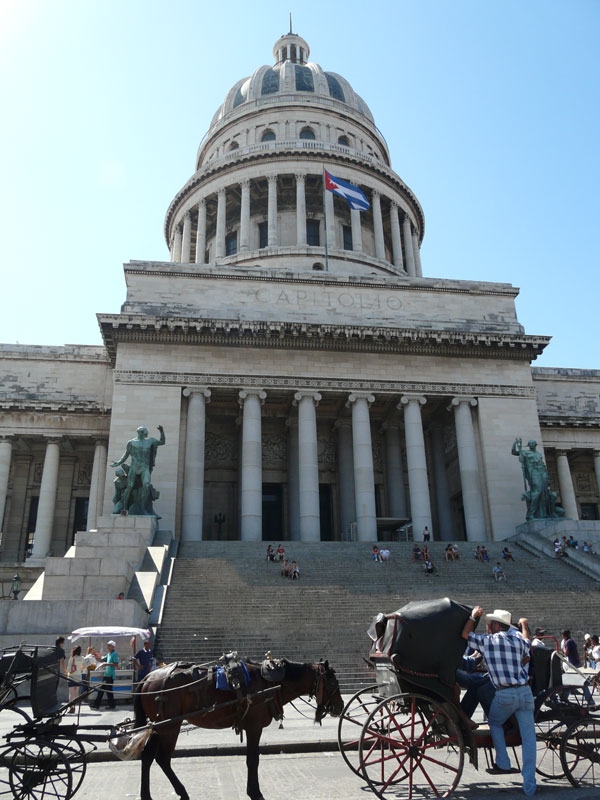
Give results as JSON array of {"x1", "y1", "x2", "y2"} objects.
[
  {"x1": 299, "y1": 127, "x2": 315, "y2": 140},
  {"x1": 338, "y1": 135, "x2": 350, "y2": 147},
  {"x1": 261, "y1": 129, "x2": 276, "y2": 142},
  {"x1": 312, "y1": 262, "x2": 324, "y2": 271},
  {"x1": 228, "y1": 141, "x2": 239, "y2": 151}
]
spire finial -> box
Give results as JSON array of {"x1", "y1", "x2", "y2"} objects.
[{"x1": 289, "y1": 13, "x2": 293, "y2": 34}]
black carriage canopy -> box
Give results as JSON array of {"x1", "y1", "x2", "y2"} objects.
[
  {"x1": 0, "y1": 645, "x2": 61, "y2": 716},
  {"x1": 368, "y1": 597, "x2": 474, "y2": 703}
]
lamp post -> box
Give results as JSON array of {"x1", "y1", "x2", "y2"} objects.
[{"x1": 11, "y1": 573, "x2": 22, "y2": 600}]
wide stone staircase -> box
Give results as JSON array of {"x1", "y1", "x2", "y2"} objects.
[{"x1": 153, "y1": 539, "x2": 600, "y2": 694}]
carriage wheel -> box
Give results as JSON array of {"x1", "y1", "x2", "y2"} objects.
[
  {"x1": 9, "y1": 739, "x2": 73, "y2": 800},
  {"x1": 53, "y1": 739, "x2": 87, "y2": 798},
  {"x1": 337, "y1": 684, "x2": 381, "y2": 778},
  {"x1": 534, "y1": 684, "x2": 592, "y2": 779},
  {"x1": 560, "y1": 715, "x2": 600, "y2": 788},
  {"x1": 0, "y1": 705, "x2": 35, "y2": 797},
  {"x1": 359, "y1": 693, "x2": 464, "y2": 799},
  {"x1": 535, "y1": 720, "x2": 567, "y2": 779}
]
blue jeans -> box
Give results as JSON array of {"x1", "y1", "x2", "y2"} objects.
[
  {"x1": 456, "y1": 670, "x2": 495, "y2": 717},
  {"x1": 488, "y1": 684, "x2": 536, "y2": 796}
]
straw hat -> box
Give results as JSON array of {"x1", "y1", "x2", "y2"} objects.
[{"x1": 484, "y1": 609, "x2": 513, "y2": 628}]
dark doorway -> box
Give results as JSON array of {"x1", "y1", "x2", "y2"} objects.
[
  {"x1": 319, "y1": 484, "x2": 334, "y2": 541},
  {"x1": 262, "y1": 484, "x2": 283, "y2": 541},
  {"x1": 73, "y1": 497, "x2": 89, "y2": 543}
]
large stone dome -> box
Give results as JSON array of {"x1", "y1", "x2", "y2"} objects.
[{"x1": 209, "y1": 32, "x2": 374, "y2": 129}]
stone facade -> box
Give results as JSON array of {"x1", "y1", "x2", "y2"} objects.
[{"x1": 1, "y1": 31, "x2": 599, "y2": 570}]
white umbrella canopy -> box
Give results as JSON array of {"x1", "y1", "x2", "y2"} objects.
[{"x1": 69, "y1": 626, "x2": 151, "y2": 642}]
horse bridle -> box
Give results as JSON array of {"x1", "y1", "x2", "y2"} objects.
[{"x1": 311, "y1": 661, "x2": 339, "y2": 723}]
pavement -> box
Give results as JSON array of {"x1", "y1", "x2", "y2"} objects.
[{"x1": 1, "y1": 697, "x2": 598, "y2": 799}]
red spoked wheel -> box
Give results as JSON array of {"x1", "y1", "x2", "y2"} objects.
[
  {"x1": 337, "y1": 684, "x2": 381, "y2": 778},
  {"x1": 560, "y1": 715, "x2": 600, "y2": 788},
  {"x1": 359, "y1": 693, "x2": 464, "y2": 799}
]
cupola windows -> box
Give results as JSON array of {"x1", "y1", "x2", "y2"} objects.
[
  {"x1": 299, "y1": 127, "x2": 315, "y2": 141},
  {"x1": 261, "y1": 129, "x2": 276, "y2": 142}
]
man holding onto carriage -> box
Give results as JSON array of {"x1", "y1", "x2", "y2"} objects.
[{"x1": 462, "y1": 606, "x2": 536, "y2": 797}]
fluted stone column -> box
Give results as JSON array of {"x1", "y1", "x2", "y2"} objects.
[
  {"x1": 172, "y1": 226, "x2": 183, "y2": 263},
  {"x1": 216, "y1": 188, "x2": 226, "y2": 259},
  {"x1": 239, "y1": 389, "x2": 266, "y2": 541},
  {"x1": 594, "y1": 451, "x2": 600, "y2": 505},
  {"x1": 412, "y1": 228, "x2": 423, "y2": 277},
  {"x1": 195, "y1": 200, "x2": 206, "y2": 264},
  {"x1": 287, "y1": 419, "x2": 300, "y2": 541},
  {"x1": 390, "y1": 203, "x2": 404, "y2": 271},
  {"x1": 239, "y1": 180, "x2": 251, "y2": 252},
  {"x1": 267, "y1": 176, "x2": 278, "y2": 246},
  {"x1": 336, "y1": 420, "x2": 355, "y2": 539},
  {"x1": 0, "y1": 436, "x2": 13, "y2": 532},
  {"x1": 325, "y1": 184, "x2": 336, "y2": 250},
  {"x1": 294, "y1": 391, "x2": 322, "y2": 541},
  {"x1": 182, "y1": 387, "x2": 211, "y2": 541},
  {"x1": 295, "y1": 173, "x2": 307, "y2": 245},
  {"x1": 31, "y1": 438, "x2": 61, "y2": 560},
  {"x1": 430, "y1": 424, "x2": 453, "y2": 541},
  {"x1": 372, "y1": 191, "x2": 385, "y2": 261},
  {"x1": 556, "y1": 449, "x2": 579, "y2": 520},
  {"x1": 451, "y1": 397, "x2": 486, "y2": 541},
  {"x1": 382, "y1": 422, "x2": 407, "y2": 519},
  {"x1": 87, "y1": 438, "x2": 107, "y2": 531},
  {"x1": 347, "y1": 393, "x2": 377, "y2": 541},
  {"x1": 181, "y1": 212, "x2": 192, "y2": 262},
  {"x1": 402, "y1": 215, "x2": 416, "y2": 277},
  {"x1": 350, "y1": 208, "x2": 363, "y2": 252},
  {"x1": 399, "y1": 395, "x2": 432, "y2": 540}
]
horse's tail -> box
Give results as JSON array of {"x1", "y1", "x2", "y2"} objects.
[{"x1": 133, "y1": 682, "x2": 147, "y2": 729}]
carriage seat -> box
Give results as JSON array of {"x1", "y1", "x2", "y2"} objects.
[
  {"x1": 216, "y1": 651, "x2": 250, "y2": 692},
  {"x1": 260, "y1": 655, "x2": 286, "y2": 683}
]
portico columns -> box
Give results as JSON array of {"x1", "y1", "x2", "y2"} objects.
[
  {"x1": 182, "y1": 387, "x2": 211, "y2": 541},
  {"x1": 239, "y1": 389, "x2": 267, "y2": 541},
  {"x1": 295, "y1": 174, "x2": 307, "y2": 245},
  {"x1": 240, "y1": 180, "x2": 251, "y2": 251},
  {"x1": 335, "y1": 420, "x2": 355, "y2": 539},
  {"x1": 216, "y1": 188, "x2": 226, "y2": 259},
  {"x1": 87, "y1": 438, "x2": 108, "y2": 531},
  {"x1": 287, "y1": 419, "x2": 300, "y2": 540},
  {"x1": 412, "y1": 228, "x2": 423, "y2": 277},
  {"x1": 172, "y1": 226, "x2": 182, "y2": 263},
  {"x1": 294, "y1": 391, "x2": 322, "y2": 542},
  {"x1": 430, "y1": 424, "x2": 453, "y2": 541},
  {"x1": 0, "y1": 436, "x2": 13, "y2": 532},
  {"x1": 382, "y1": 422, "x2": 407, "y2": 519},
  {"x1": 267, "y1": 176, "x2": 278, "y2": 246},
  {"x1": 181, "y1": 212, "x2": 192, "y2": 262},
  {"x1": 347, "y1": 393, "x2": 377, "y2": 541},
  {"x1": 350, "y1": 208, "x2": 363, "y2": 252},
  {"x1": 390, "y1": 203, "x2": 404, "y2": 270},
  {"x1": 399, "y1": 395, "x2": 432, "y2": 540},
  {"x1": 31, "y1": 437, "x2": 61, "y2": 560},
  {"x1": 402, "y1": 215, "x2": 416, "y2": 277},
  {"x1": 556, "y1": 450, "x2": 579, "y2": 520},
  {"x1": 594, "y1": 451, "x2": 600, "y2": 506},
  {"x1": 324, "y1": 184, "x2": 336, "y2": 250},
  {"x1": 372, "y1": 191, "x2": 385, "y2": 260},
  {"x1": 195, "y1": 200, "x2": 206, "y2": 264},
  {"x1": 450, "y1": 397, "x2": 486, "y2": 541}
]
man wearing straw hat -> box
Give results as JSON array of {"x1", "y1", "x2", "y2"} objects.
[{"x1": 462, "y1": 606, "x2": 535, "y2": 797}]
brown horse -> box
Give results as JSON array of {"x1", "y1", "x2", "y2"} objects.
[{"x1": 133, "y1": 658, "x2": 344, "y2": 800}]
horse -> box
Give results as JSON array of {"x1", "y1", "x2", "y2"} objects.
[{"x1": 133, "y1": 657, "x2": 344, "y2": 800}]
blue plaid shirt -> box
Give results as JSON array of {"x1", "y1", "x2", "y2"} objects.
[{"x1": 467, "y1": 627, "x2": 530, "y2": 689}]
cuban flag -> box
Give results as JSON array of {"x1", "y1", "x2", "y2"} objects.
[{"x1": 324, "y1": 170, "x2": 370, "y2": 212}]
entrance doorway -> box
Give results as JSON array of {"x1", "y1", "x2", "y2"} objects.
[
  {"x1": 319, "y1": 484, "x2": 333, "y2": 541},
  {"x1": 262, "y1": 484, "x2": 283, "y2": 541}
]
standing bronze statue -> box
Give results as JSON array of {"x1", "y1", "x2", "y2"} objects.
[
  {"x1": 110, "y1": 425, "x2": 165, "y2": 517},
  {"x1": 511, "y1": 437, "x2": 563, "y2": 520}
]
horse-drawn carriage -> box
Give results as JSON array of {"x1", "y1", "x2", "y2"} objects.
[
  {"x1": 0, "y1": 641, "x2": 343, "y2": 800},
  {"x1": 338, "y1": 597, "x2": 599, "y2": 799}
]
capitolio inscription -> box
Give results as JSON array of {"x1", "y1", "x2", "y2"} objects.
[{"x1": 252, "y1": 287, "x2": 402, "y2": 311}]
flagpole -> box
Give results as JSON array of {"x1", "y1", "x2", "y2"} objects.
[{"x1": 322, "y1": 166, "x2": 329, "y2": 271}]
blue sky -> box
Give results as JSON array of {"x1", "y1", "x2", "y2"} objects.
[{"x1": 0, "y1": 0, "x2": 598, "y2": 368}]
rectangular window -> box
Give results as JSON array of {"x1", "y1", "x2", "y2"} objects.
[
  {"x1": 225, "y1": 231, "x2": 237, "y2": 256},
  {"x1": 306, "y1": 219, "x2": 320, "y2": 246},
  {"x1": 343, "y1": 225, "x2": 353, "y2": 251},
  {"x1": 258, "y1": 222, "x2": 268, "y2": 249}
]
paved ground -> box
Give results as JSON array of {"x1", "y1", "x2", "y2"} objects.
[{"x1": 1, "y1": 699, "x2": 597, "y2": 799}]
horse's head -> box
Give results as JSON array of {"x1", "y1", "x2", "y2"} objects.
[{"x1": 312, "y1": 660, "x2": 344, "y2": 723}]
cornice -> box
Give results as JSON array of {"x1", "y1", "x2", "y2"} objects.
[
  {"x1": 539, "y1": 416, "x2": 600, "y2": 429},
  {"x1": 114, "y1": 369, "x2": 536, "y2": 399},
  {"x1": 0, "y1": 400, "x2": 111, "y2": 414},
  {"x1": 98, "y1": 314, "x2": 549, "y2": 365}
]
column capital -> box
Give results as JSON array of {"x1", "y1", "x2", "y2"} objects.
[
  {"x1": 555, "y1": 448, "x2": 571, "y2": 458},
  {"x1": 198, "y1": 197, "x2": 206, "y2": 208},
  {"x1": 372, "y1": 189, "x2": 381, "y2": 199},
  {"x1": 346, "y1": 392, "x2": 375, "y2": 408},
  {"x1": 239, "y1": 388, "x2": 267, "y2": 406},
  {"x1": 91, "y1": 436, "x2": 108, "y2": 447},
  {"x1": 0, "y1": 434, "x2": 15, "y2": 443},
  {"x1": 294, "y1": 172, "x2": 306, "y2": 182},
  {"x1": 217, "y1": 187, "x2": 226, "y2": 197},
  {"x1": 449, "y1": 396, "x2": 478, "y2": 409},
  {"x1": 183, "y1": 210, "x2": 191, "y2": 220},
  {"x1": 183, "y1": 386, "x2": 212, "y2": 402},
  {"x1": 44, "y1": 436, "x2": 63, "y2": 446},
  {"x1": 399, "y1": 394, "x2": 427, "y2": 409},
  {"x1": 267, "y1": 175, "x2": 278, "y2": 186},
  {"x1": 293, "y1": 390, "x2": 322, "y2": 407},
  {"x1": 239, "y1": 178, "x2": 250, "y2": 189}
]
